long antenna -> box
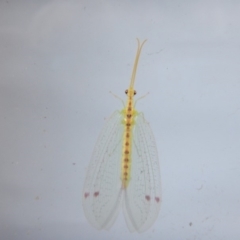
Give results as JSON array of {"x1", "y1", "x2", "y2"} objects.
[{"x1": 129, "y1": 39, "x2": 147, "y2": 89}]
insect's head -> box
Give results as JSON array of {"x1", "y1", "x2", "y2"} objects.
[{"x1": 125, "y1": 89, "x2": 137, "y2": 97}]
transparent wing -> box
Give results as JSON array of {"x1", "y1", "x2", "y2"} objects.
[
  {"x1": 123, "y1": 112, "x2": 161, "y2": 232},
  {"x1": 82, "y1": 111, "x2": 124, "y2": 230}
]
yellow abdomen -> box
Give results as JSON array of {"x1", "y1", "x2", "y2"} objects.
[{"x1": 121, "y1": 98, "x2": 136, "y2": 188}]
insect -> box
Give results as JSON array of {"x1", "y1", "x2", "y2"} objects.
[{"x1": 82, "y1": 39, "x2": 161, "y2": 232}]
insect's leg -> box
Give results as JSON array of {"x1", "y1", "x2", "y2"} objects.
[
  {"x1": 134, "y1": 92, "x2": 149, "y2": 107},
  {"x1": 109, "y1": 91, "x2": 125, "y2": 107}
]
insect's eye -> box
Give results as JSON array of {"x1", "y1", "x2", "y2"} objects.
[
  {"x1": 134, "y1": 90, "x2": 137, "y2": 95},
  {"x1": 125, "y1": 90, "x2": 128, "y2": 94}
]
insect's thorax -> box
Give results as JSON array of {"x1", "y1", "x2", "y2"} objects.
[{"x1": 121, "y1": 91, "x2": 137, "y2": 188}]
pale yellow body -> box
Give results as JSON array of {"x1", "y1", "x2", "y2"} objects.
[
  {"x1": 82, "y1": 39, "x2": 161, "y2": 232},
  {"x1": 121, "y1": 39, "x2": 147, "y2": 188}
]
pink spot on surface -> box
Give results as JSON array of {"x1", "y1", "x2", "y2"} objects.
[
  {"x1": 155, "y1": 197, "x2": 160, "y2": 203},
  {"x1": 145, "y1": 195, "x2": 151, "y2": 201},
  {"x1": 84, "y1": 192, "x2": 90, "y2": 198},
  {"x1": 94, "y1": 192, "x2": 99, "y2": 197}
]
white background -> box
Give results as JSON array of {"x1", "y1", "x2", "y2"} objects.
[{"x1": 1, "y1": 0, "x2": 240, "y2": 239}]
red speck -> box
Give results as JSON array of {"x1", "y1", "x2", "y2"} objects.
[
  {"x1": 94, "y1": 192, "x2": 99, "y2": 197},
  {"x1": 155, "y1": 197, "x2": 160, "y2": 203},
  {"x1": 84, "y1": 192, "x2": 89, "y2": 198},
  {"x1": 145, "y1": 195, "x2": 151, "y2": 201}
]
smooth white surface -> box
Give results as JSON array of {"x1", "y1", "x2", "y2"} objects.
[{"x1": 1, "y1": 0, "x2": 240, "y2": 239}]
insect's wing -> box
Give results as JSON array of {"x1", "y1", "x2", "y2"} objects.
[
  {"x1": 82, "y1": 111, "x2": 124, "y2": 230},
  {"x1": 123, "y1": 112, "x2": 161, "y2": 232}
]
